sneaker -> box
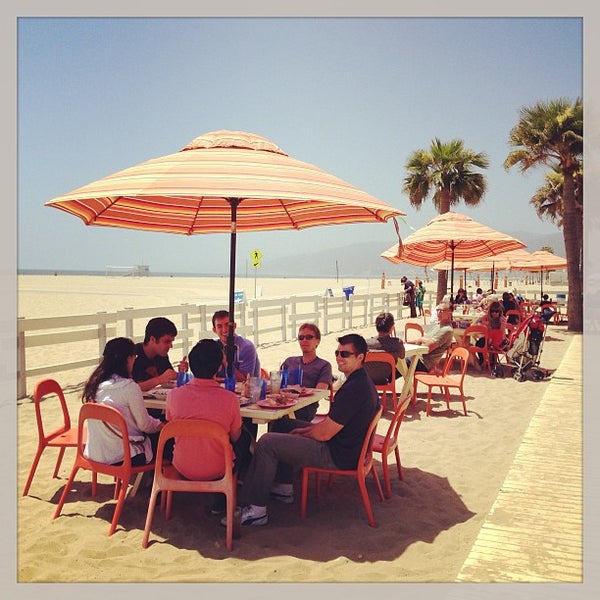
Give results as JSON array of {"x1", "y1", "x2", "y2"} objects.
[
  {"x1": 221, "y1": 504, "x2": 268, "y2": 527},
  {"x1": 210, "y1": 494, "x2": 227, "y2": 516},
  {"x1": 269, "y1": 482, "x2": 294, "y2": 504}
]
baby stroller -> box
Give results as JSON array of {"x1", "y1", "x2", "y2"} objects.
[{"x1": 503, "y1": 313, "x2": 549, "y2": 381}]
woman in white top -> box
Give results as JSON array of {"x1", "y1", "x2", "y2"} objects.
[{"x1": 82, "y1": 337, "x2": 163, "y2": 466}]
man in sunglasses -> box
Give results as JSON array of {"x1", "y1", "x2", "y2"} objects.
[
  {"x1": 226, "y1": 333, "x2": 380, "y2": 527},
  {"x1": 278, "y1": 323, "x2": 333, "y2": 422},
  {"x1": 409, "y1": 301, "x2": 455, "y2": 373}
]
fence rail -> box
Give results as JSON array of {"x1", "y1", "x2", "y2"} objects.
[{"x1": 18, "y1": 289, "x2": 429, "y2": 399}]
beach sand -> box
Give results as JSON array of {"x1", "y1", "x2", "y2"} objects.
[{"x1": 16, "y1": 275, "x2": 579, "y2": 583}]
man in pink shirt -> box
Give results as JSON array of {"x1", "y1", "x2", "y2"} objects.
[{"x1": 166, "y1": 339, "x2": 248, "y2": 492}]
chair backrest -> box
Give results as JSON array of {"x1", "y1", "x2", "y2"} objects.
[
  {"x1": 462, "y1": 324, "x2": 488, "y2": 349},
  {"x1": 33, "y1": 378, "x2": 71, "y2": 441},
  {"x1": 442, "y1": 346, "x2": 470, "y2": 378},
  {"x1": 404, "y1": 322, "x2": 424, "y2": 342},
  {"x1": 78, "y1": 402, "x2": 134, "y2": 478},
  {"x1": 364, "y1": 351, "x2": 397, "y2": 385},
  {"x1": 156, "y1": 419, "x2": 234, "y2": 482},
  {"x1": 359, "y1": 406, "x2": 383, "y2": 474},
  {"x1": 382, "y1": 400, "x2": 407, "y2": 451}
]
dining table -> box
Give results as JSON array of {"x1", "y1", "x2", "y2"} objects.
[{"x1": 143, "y1": 384, "x2": 330, "y2": 425}]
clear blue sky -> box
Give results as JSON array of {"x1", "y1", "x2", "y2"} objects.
[{"x1": 17, "y1": 16, "x2": 583, "y2": 274}]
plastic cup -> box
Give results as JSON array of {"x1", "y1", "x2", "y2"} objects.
[
  {"x1": 177, "y1": 372, "x2": 188, "y2": 387},
  {"x1": 290, "y1": 367, "x2": 303, "y2": 386},
  {"x1": 281, "y1": 369, "x2": 289, "y2": 388},
  {"x1": 270, "y1": 370, "x2": 283, "y2": 393},
  {"x1": 249, "y1": 377, "x2": 263, "y2": 402}
]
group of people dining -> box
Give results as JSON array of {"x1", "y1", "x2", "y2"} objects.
[
  {"x1": 77, "y1": 284, "x2": 554, "y2": 530},
  {"x1": 79, "y1": 312, "x2": 391, "y2": 528}
]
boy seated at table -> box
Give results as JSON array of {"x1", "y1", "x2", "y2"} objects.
[{"x1": 166, "y1": 338, "x2": 253, "y2": 514}]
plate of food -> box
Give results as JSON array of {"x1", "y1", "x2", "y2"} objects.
[
  {"x1": 257, "y1": 395, "x2": 298, "y2": 409},
  {"x1": 281, "y1": 386, "x2": 313, "y2": 398},
  {"x1": 239, "y1": 397, "x2": 252, "y2": 407}
]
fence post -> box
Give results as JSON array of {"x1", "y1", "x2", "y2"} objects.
[
  {"x1": 252, "y1": 305, "x2": 259, "y2": 346},
  {"x1": 321, "y1": 297, "x2": 329, "y2": 335},
  {"x1": 123, "y1": 308, "x2": 134, "y2": 339},
  {"x1": 281, "y1": 303, "x2": 287, "y2": 342},
  {"x1": 17, "y1": 318, "x2": 26, "y2": 398},
  {"x1": 97, "y1": 312, "x2": 108, "y2": 356},
  {"x1": 181, "y1": 305, "x2": 190, "y2": 356}
]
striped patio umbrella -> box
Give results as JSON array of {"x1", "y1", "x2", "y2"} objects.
[
  {"x1": 432, "y1": 248, "x2": 533, "y2": 290},
  {"x1": 46, "y1": 129, "x2": 405, "y2": 377},
  {"x1": 380, "y1": 211, "x2": 526, "y2": 305},
  {"x1": 511, "y1": 250, "x2": 567, "y2": 296}
]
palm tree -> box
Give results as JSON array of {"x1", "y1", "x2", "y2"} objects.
[
  {"x1": 530, "y1": 163, "x2": 583, "y2": 228},
  {"x1": 403, "y1": 138, "x2": 489, "y2": 303},
  {"x1": 504, "y1": 98, "x2": 583, "y2": 332}
]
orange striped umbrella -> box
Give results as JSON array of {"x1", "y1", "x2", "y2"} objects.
[
  {"x1": 46, "y1": 129, "x2": 405, "y2": 376},
  {"x1": 381, "y1": 211, "x2": 526, "y2": 301},
  {"x1": 511, "y1": 250, "x2": 567, "y2": 296}
]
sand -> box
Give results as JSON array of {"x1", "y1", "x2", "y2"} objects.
[{"x1": 15, "y1": 274, "x2": 579, "y2": 583}]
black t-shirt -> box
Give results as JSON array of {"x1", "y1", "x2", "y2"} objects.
[
  {"x1": 327, "y1": 367, "x2": 380, "y2": 470},
  {"x1": 132, "y1": 342, "x2": 174, "y2": 383}
]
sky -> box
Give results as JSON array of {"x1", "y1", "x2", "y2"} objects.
[{"x1": 17, "y1": 14, "x2": 584, "y2": 276}]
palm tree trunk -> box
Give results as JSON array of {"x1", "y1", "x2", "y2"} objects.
[
  {"x1": 436, "y1": 195, "x2": 451, "y2": 304},
  {"x1": 561, "y1": 170, "x2": 583, "y2": 331}
]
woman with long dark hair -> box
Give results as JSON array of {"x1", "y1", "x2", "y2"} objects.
[{"x1": 82, "y1": 337, "x2": 163, "y2": 466}]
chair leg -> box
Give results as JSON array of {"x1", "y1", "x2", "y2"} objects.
[
  {"x1": 129, "y1": 472, "x2": 145, "y2": 498},
  {"x1": 426, "y1": 387, "x2": 433, "y2": 416},
  {"x1": 22, "y1": 445, "x2": 44, "y2": 496},
  {"x1": 141, "y1": 484, "x2": 160, "y2": 548},
  {"x1": 53, "y1": 466, "x2": 79, "y2": 520},
  {"x1": 301, "y1": 469, "x2": 309, "y2": 518},
  {"x1": 357, "y1": 475, "x2": 376, "y2": 527},
  {"x1": 394, "y1": 447, "x2": 403, "y2": 480},
  {"x1": 52, "y1": 447, "x2": 67, "y2": 479},
  {"x1": 381, "y1": 456, "x2": 391, "y2": 499},
  {"x1": 371, "y1": 467, "x2": 384, "y2": 501},
  {"x1": 108, "y1": 484, "x2": 128, "y2": 536}
]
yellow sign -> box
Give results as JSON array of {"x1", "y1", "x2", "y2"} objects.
[
  {"x1": 252, "y1": 260, "x2": 262, "y2": 268},
  {"x1": 250, "y1": 249, "x2": 263, "y2": 261}
]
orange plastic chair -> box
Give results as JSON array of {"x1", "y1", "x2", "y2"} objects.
[
  {"x1": 23, "y1": 378, "x2": 86, "y2": 496},
  {"x1": 404, "y1": 322, "x2": 424, "y2": 343},
  {"x1": 53, "y1": 403, "x2": 156, "y2": 536},
  {"x1": 413, "y1": 347, "x2": 470, "y2": 416},
  {"x1": 301, "y1": 407, "x2": 384, "y2": 527},
  {"x1": 260, "y1": 368, "x2": 269, "y2": 380},
  {"x1": 460, "y1": 324, "x2": 491, "y2": 372},
  {"x1": 364, "y1": 352, "x2": 398, "y2": 412},
  {"x1": 372, "y1": 401, "x2": 407, "y2": 498},
  {"x1": 142, "y1": 419, "x2": 237, "y2": 551},
  {"x1": 505, "y1": 309, "x2": 522, "y2": 327}
]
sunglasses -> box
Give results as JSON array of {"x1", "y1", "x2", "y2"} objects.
[
  {"x1": 335, "y1": 350, "x2": 356, "y2": 358},
  {"x1": 298, "y1": 334, "x2": 316, "y2": 341}
]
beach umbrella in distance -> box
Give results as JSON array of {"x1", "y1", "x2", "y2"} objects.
[
  {"x1": 432, "y1": 248, "x2": 533, "y2": 290},
  {"x1": 46, "y1": 129, "x2": 405, "y2": 377},
  {"x1": 511, "y1": 250, "x2": 567, "y2": 297},
  {"x1": 380, "y1": 211, "x2": 526, "y2": 305}
]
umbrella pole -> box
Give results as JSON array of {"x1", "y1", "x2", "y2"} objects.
[
  {"x1": 226, "y1": 198, "x2": 241, "y2": 379},
  {"x1": 450, "y1": 242, "x2": 455, "y2": 309}
]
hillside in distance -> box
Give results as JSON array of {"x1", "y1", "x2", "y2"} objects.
[{"x1": 259, "y1": 230, "x2": 566, "y2": 279}]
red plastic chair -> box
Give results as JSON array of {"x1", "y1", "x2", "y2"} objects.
[
  {"x1": 301, "y1": 407, "x2": 384, "y2": 527},
  {"x1": 53, "y1": 403, "x2": 156, "y2": 536},
  {"x1": 413, "y1": 347, "x2": 470, "y2": 416},
  {"x1": 364, "y1": 352, "x2": 398, "y2": 412},
  {"x1": 372, "y1": 401, "x2": 407, "y2": 498},
  {"x1": 460, "y1": 324, "x2": 491, "y2": 372},
  {"x1": 23, "y1": 378, "x2": 86, "y2": 496},
  {"x1": 142, "y1": 419, "x2": 237, "y2": 551},
  {"x1": 404, "y1": 322, "x2": 424, "y2": 342}
]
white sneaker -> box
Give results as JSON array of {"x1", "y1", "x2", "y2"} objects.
[
  {"x1": 222, "y1": 505, "x2": 268, "y2": 527},
  {"x1": 270, "y1": 482, "x2": 294, "y2": 504}
]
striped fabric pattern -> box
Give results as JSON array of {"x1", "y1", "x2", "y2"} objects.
[
  {"x1": 510, "y1": 250, "x2": 567, "y2": 272},
  {"x1": 381, "y1": 211, "x2": 526, "y2": 267},
  {"x1": 431, "y1": 248, "x2": 534, "y2": 272},
  {"x1": 45, "y1": 130, "x2": 405, "y2": 234}
]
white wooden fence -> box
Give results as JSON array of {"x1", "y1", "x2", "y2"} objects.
[{"x1": 17, "y1": 289, "x2": 434, "y2": 399}]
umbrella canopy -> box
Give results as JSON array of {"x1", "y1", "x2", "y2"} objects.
[
  {"x1": 46, "y1": 129, "x2": 405, "y2": 376},
  {"x1": 511, "y1": 250, "x2": 567, "y2": 296},
  {"x1": 381, "y1": 211, "x2": 526, "y2": 304}
]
